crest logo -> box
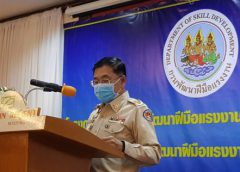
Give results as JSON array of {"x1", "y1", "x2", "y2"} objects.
[{"x1": 163, "y1": 9, "x2": 238, "y2": 97}]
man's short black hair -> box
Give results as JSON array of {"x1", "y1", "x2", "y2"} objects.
[{"x1": 93, "y1": 57, "x2": 127, "y2": 76}]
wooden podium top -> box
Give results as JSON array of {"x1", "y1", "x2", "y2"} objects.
[{"x1": 0, "y1": 115, "x2": 124, "y2": 159}]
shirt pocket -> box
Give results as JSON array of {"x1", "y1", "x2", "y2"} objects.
[
  {"x1": 104, "y1": 120, "x2": 134, "y2": 142},
  {"x1": 105, "y1": 120, "x2": 125, "y2": 134}
]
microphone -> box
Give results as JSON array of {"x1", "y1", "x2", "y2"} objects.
[{"x1": 30, "y1": 79, "x2": 76, "y2": 96}]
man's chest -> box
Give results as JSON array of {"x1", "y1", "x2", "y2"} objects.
[{"x1": 87, "y1": 106, "x2": 136, "y2": 142}]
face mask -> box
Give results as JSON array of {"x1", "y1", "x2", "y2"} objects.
[{"x1": 94, "y1": 79, "x2": 120, "y2": 103}]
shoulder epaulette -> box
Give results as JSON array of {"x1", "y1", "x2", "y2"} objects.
[
  {"x1": 128, "y1": 98, "x2": 144, "y2": 106},
  {"x1": 94, "y1": 103, "x2": 103, "y2": 110}
]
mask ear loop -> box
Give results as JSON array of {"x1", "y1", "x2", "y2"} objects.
[{"x1": 113, "y1": 76, "x2": 123, "y2": 95}]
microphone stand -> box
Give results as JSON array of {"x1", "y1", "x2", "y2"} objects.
[
  {"x1": 24, "y1": 87, "x2": 44, "y2": 102},
  {"x1": 24, "y1": 87, "x2": 57, "y2": 103}
]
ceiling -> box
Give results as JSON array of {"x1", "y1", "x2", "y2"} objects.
[
  {"x1": 0, "y1": 0, "x2": 169, "y2": 23},
  {"x1": 0, "y1": 0, "x2": 96, "y2": 22}
]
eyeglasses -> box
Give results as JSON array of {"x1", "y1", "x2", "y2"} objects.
[{"x1": 90, "y1": 77, "x2": 121, "y2": 87}]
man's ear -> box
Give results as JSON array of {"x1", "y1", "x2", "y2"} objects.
[{"x1": 121, "y1": 75, "x2": 126, "y2": 86}]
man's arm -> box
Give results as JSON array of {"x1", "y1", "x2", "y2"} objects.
[
  {"x1": 123, "y1": 107, "x2": 161, "y2": 165},
  {"x1": 101, "y1": 106, "x2": 161, "y2": 166}
]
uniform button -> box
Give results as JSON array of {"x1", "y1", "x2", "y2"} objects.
[
  {"x1": 110, "y1": 116, "x2": 117, "y2": 121},
  {"x1": 112, "y1": 104, "x2": 118, "y2": 111},
  {"x1": 105, "y1": 124, "x2": 110, "y2": 129}
]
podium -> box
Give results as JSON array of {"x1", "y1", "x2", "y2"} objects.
[{"x1": 0, "y1": 116, "x2": 124, "y2": 172}]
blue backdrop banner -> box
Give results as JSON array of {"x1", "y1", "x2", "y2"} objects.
[{"x1": 63, "y1": 0, "x2": 240, "y2": 171}]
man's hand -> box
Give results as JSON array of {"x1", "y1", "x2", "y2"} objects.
[{"x1": 102, "y1": 136, "x2": 123, "y2": 151}]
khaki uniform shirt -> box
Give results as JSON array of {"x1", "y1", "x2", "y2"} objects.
[{"x1": 86, "y1": 91, "x2": 161, "y2": 172}]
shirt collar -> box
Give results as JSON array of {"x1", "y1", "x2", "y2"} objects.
[{"x1": 109, "y1": 91, "x2": 129, "y2": 112}]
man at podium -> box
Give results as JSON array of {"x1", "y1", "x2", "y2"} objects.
[{"x1": 86, "y1": 57, "x2": 161, "y2": 172}]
